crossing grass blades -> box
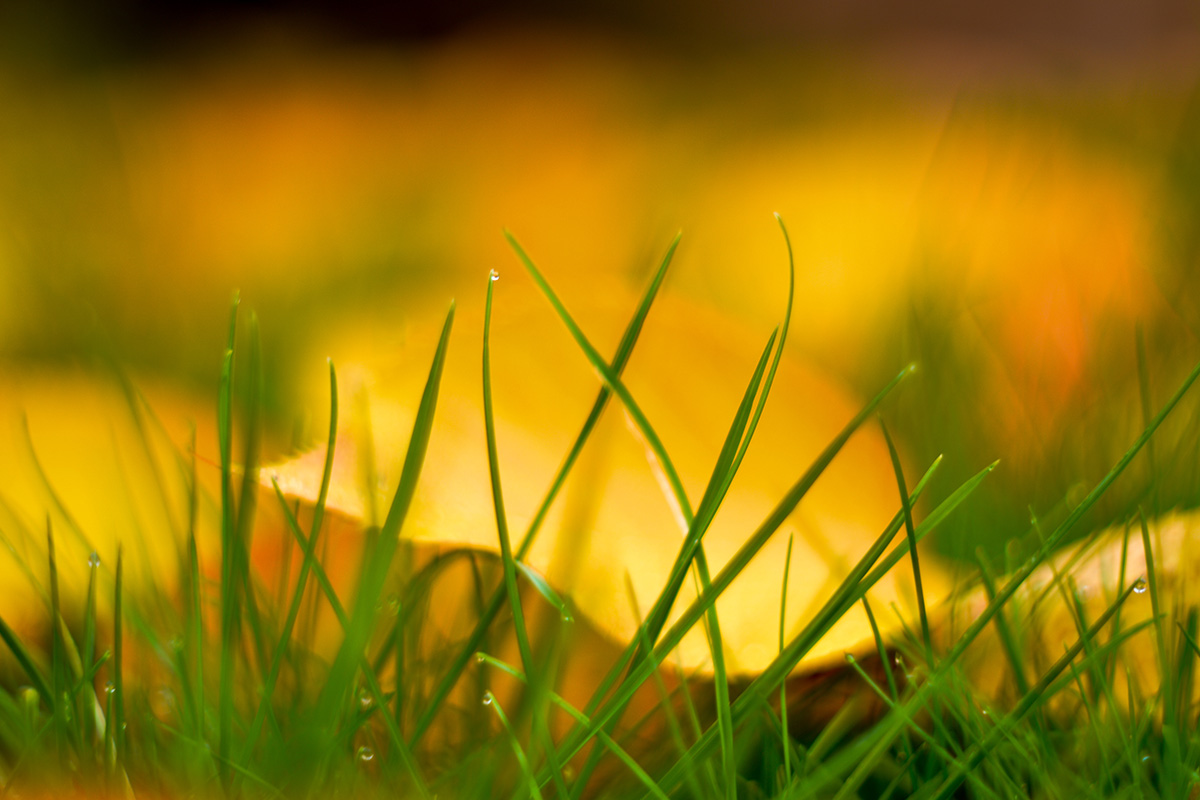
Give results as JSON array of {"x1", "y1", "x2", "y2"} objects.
[{"x1": 0, "y1": 217, "x2": 1198, "y2": 798}]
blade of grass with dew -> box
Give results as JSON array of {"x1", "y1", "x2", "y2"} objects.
[
  {"x1": 484, "y1": 691, "x2": 544, "y2": 800},
  {"x1": 81, "y1": 545, "x2": 99, "y2": 765},
  {"x1": 312, "y1": 301, "x2": 453, "y2": 759},
  {"x1": 409, "y1": 233, "x2": 679, "y2": 748},
  {"x1": 1138, "y1": 507, "x2": 1184, "y2": 797},
  {"x1": 651, "y1": 457, "x2": 989, "y2": 797},
  {"x1": 477, "y1": 653, "x2": 671, "y2": 800},
  {"x1": 268, "y1": 479, "x2": 429, "y2": 800},
  {"x1": 270, "y1": 479, "x2": 434, "y2": 800},
  {"x1": 482, "y1": 272, "x2": 570, "y2": 800},
  {"x1": 841, "y1": 653, "x2": 1002, "y2": 800},
  {"x1": 545, "y1": 366, "x2": 920, "y2": 786},
  {"x1": 240, "y1": 359, "x2": 338, "y2": 765},
  {"x1": 861, "y1": 596, "x2": 916, "y2": 792},
  {"x1": 112, "y1": 546, "x2": 125, "y2": 781}
]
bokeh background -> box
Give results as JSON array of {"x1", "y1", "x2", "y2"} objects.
[{"x1": 3, "y1": 0, "x2": 1200, "y2": 571}]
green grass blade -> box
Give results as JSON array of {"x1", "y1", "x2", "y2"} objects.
[
  {"x1": 881, "y1": 420, "x2": 931, "y2": 661},
  {"x1": 314, "y1": 301, "x2": 453, "y2": 735},
  {"x1": 505, "y1": 230, "x2": 693, "y2": 521},
  {"x1": 485, "y1": 691, "x2": 544, "y2": 800},
  {"x1": 478, "y1": 653, "x2": 671, "y2": 800},
  {"x1": 483, "y1": 273, "x2": 571, "y2": 800},
  {"x1": 779, "y1": 533, "x2": 795, "y2": 789},
  {"x1": 409, "y1": 236, "x2": 678, "y2": 747},
  {"x1": 0, "y1": 616, "x2": 51, "y2": 707},
  {"x1": 216, "y1": 292, "x2": 239, "y2": 791},
  {"x1": 113, "y1": 546, "x2": 125, "y2": 779},
  {"x1": 720, "y1": 212, "x2": 796, "y2": 491}
]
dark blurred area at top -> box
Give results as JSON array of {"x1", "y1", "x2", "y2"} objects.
[{"x1": 4, "y1": 0, "x2": 1198, "y2": 69}]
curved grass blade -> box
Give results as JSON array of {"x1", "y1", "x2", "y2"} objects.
[
  {"x1": 478, "y1": 653, "x2": 671, "y2": 800},
  {"x1": 483, "y1": 273, "x2": 570, "y2": 800}
]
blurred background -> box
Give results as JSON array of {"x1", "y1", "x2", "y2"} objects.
[{"x1": 2, "y1": 0, "x2": 1200, "y2": 568}]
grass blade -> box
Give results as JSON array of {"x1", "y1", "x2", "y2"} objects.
[
  {"x1": 313, "y1": 301, "x2": 453, "y2": 749},
  {"x1": 410, "y1": 235, "x2": 679, "y2": 747}
]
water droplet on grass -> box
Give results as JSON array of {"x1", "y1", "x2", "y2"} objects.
[
  {"x1": 87, "y1": 552, "x2": 100, "y2": 568},
  {"x1": 489, "y1": 269, "x2": 500, "y2": 282},
  {"x1": 357, "y1": 746, "x2": 374, "y2": 763},
  {"x1": 482, "y1": 693, "x2": 493, "y2": 706},
  {"x1": 1134, "y1": 578, "x2": 1148, "y2": 594}
]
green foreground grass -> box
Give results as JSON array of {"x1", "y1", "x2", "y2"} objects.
[{"x1": 0, "y1": 218, "x2": 1199, "y2": 799}]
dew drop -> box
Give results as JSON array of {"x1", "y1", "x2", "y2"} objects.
[
  {"x1": 358, "y1": 688, "x2": 374, "y2": 711},
  {"x1": 482, "y1": 693, "x2": 493, "y2": 706},
  {"x1": 561, "y1": 612, "x2": 573, "y2": 624},
  {"x1": 1134, "y1": 578, "x2": 1148, "y2": 594},
  {"x1": 104, "y1": 681, "x2": 116, "y2": 696},
  {"x1": 844, "y1": 653, "x2": 856, "y2": 664},
  {"x1": 386, "y1": 594, "x2": 401, "y2": 617},
  {"x1": 87, "y1": 552, "x2": 100, "y2": 568},
  {"x1": 489, "y1": 269, "x2": 500, "y2": 282},
  {"x1": 475, "y1": 653, "x2": 487, "y2": 663},
  {"x1": 357, "y1": 746, "x2": 375, "y2": 763}
]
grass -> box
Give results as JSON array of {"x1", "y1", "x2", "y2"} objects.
[{"x1": 0, "y1": 221, "x2": 1198, "y2": 800}]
